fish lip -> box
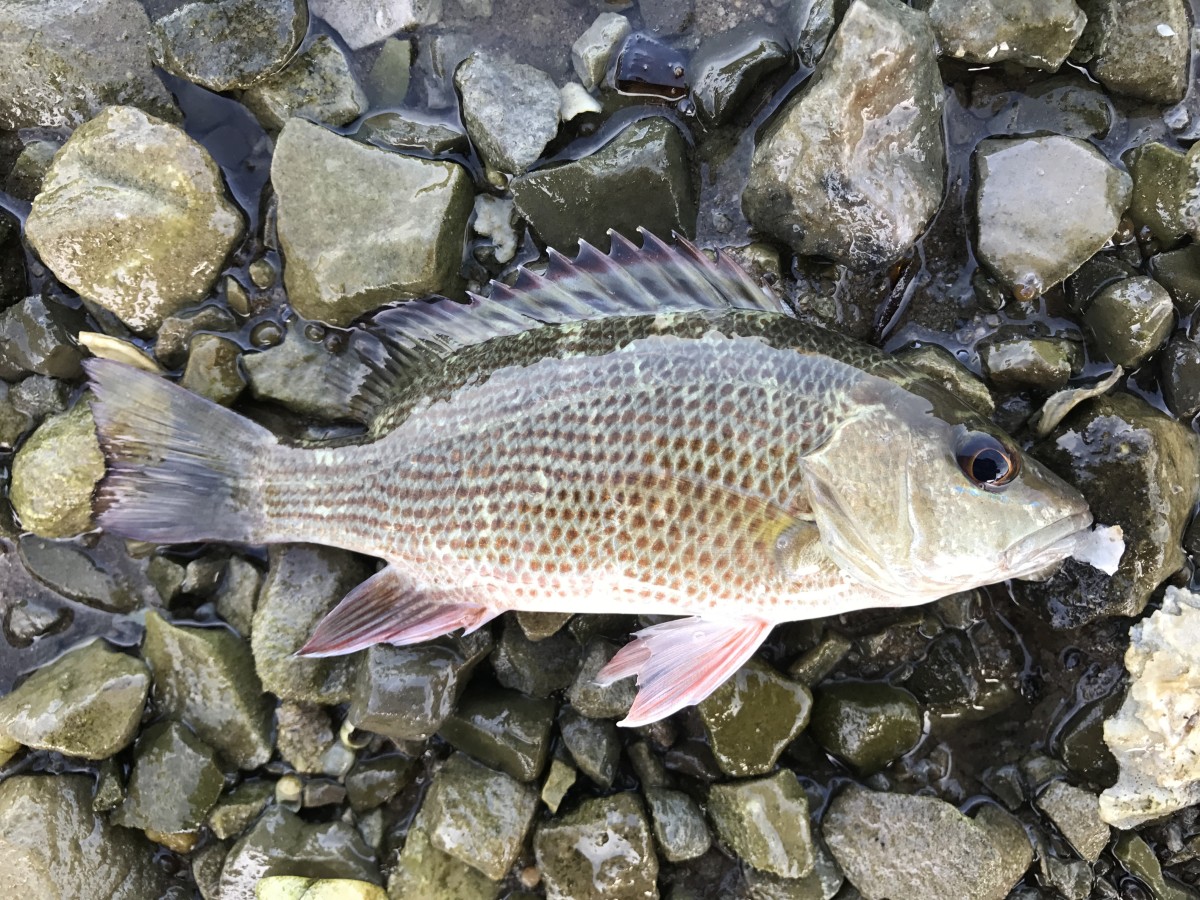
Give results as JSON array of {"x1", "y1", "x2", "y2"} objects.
[{"x1": 1001, "y1": 509, "x2": 1094, "y2": 577}]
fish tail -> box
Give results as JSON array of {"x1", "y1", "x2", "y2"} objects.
[{"x1": 86, "y1": 358, "x2": 277, "y2": 545}]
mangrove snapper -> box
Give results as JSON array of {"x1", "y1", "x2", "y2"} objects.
[{"x1": 86, "y1": 232, "x2": 1119, "y2": 726}]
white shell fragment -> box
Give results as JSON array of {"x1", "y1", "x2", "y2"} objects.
[
  {"x1": 78, "y1": 332, "x2": 164, "y2": 373},
  {"x1": 1100, "y1": 587, "x2": 1200, "y2": 829},
  {"x1": 1034, "y1": 366, "x2": 1122, "y2": 437},
  {"x1": 559, "y1": 82, "x2": 602, "y2": 121},
  {"x1": 1069, "y1": 524, "x2": 1125, "y2": 576}
]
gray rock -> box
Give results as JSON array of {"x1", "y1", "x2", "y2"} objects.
[
  {"x1": 0, "y1": 774, "x2": 175, "y2": 899},
  {"x1": 242, "y1": 317, "x2": 370, "y2": 420},
  {"x1": 251, "y1": 544, "x2": 374, "y2": 704},
  {"x1": 1125, "y1": 142, "x2": 1191, "y2": 247},
  {"x1": 272, "y1": 119, "x2": 473, "y2": 326},
  {"x1": 572, "y1": 13, "x2": 632, "y2": 90},
  {"x1": 1083, "y1": 277, "x2": 1174, "y2": 368},
  {"x1": 365, "y1": 37, "x2": 412, "y2": 106},
  {"x1": 18, "y1": 531, "x2": 165, "y2": 613},
  {"x1": 182, "y1": 333, "x2": 246, "y2": 405},
  {"x1": 275, "y1": 701, "x2": 335, "y2": 774},
  {"x1": 1150, "y1": 245, "x2": 1200, "y2": 315},
  {"x1": 9, "y1": 375, "x2": 69, "y2": 419},
  {"x1": 691, "y1": 22, "x2": 790, "y2": 126},
  {"x1": 971, "y1": 71, "x2": 1114, "y2": 141},
  {"x1": 708, "y1": 770, "x2": 814, "y2": 879},
  {"x1": 511, "y1": 116, "x2": 696, "y2": 254},
  {"x1": 558, "y1": 705, "x2": 621, "y2": 788},
  {"x1": 310, "y1": 0, "x2": 441, "y2": 50},
  {"x1": 153, "y1": 0, "x2": 306, "y2": 91},
  {"x1": 143, "y1": 610, "x2": 273, "y2": 770},
  {"x1": 346, "y1": 754, "x2": 416, "y2": 811},
  {"x1": 0, "y1": 0, "x2": 177, "y2": 130},
  {"x1": 534, "y1": 792, "x2": 658, "y2": 900},
  {"x1": 1075, "y1": 0, "x2": 1190, "y2": 104},
  {"x1": 808, "y1": 680, "x2": 923, "y2": 776},
  {"x1": 895, "y1": 344, "x2": 995, "y2": 416},
  {"x1": 823, "y1": 787, "x2": 1032, "y2": 900},
  {"x1": 9, "y1": 400, "x2": 104, "y2": 539},
  {"x1": 0, "y1": 210, "x2": 25, "y2": 311},
  {"x1": 154, "y1": 304, "x2": 238, "y2": 368},
  {"x1": 26, "y1": 106, "x2": 244, "y2": 334},
  {"x1": 491, "y1": 616, "x2": 581, "y2": 697},
  {"x1": 1161, "y1": 332, "x2": 1200, "y2": 420},
  {"x1": 979, "y1": 335, "x2": 1080, "y2": 391},
  {"x1": 348, "y1": 643, "x2": 467, "y2": 741},
  {"x1": 5, "y1": 139, "x2": 60, "y2": 202},
  {"x1": 0, "y1": 295, "x2": 84, "y2": 381},
  {"x1": 1035, "y1": 781, "x2": 1109, "y2": 862},
  {"x1": 422, "y1": 752, "x2": 539, "y2": 880},
  {"x1": 0, "y1": 382, "x2": 30, "y2": 449},
  {"x1": 215, "y1": 555, "x2": 262, "y2": 636},
  {"x1": 644, "y1": 786, "x2": 711, "y2": 863},
  {"x1": 455, "y1": 51, "x2": 560, "y2": 175},
  {"x1": 566, "y1": 638, "x2": 636, "y2": 719},
  {"x1": 0, "y1": 640, "x2": 148, "y2": 759},
  {"x1": 241, "y1": 36, "x2": 368, "y2": 133},
  {"x1": 744, "y1": 0, "x2": 944, "y2": 268},
  {"x1": 113, "y1": 721, "x2": 225, "y2": 834},
  {"x1": 438, "y1": 685, "x2": 555, "y2": 782},
  {"x1": 359, "y1": 111, "x2": 470, "y2": 156},
  {"x1": 219, "y1": 805, "x2": 379, "y2": 900},
  {"x1": 388, "y1": 815, "x2": 501, "y2": 900},
  {"x1": 1112, "y1": 834, "x2": 1197, "y2": 900},
  {"x1": 208, "y1": 780, "x2": 274, "y2": 841},
  {"x1": 975, "y1": 136, "x2": 1132, "y2": 296},
  {"x1": 919, "y1": 0, "x2": 1086, "y2": 70}
]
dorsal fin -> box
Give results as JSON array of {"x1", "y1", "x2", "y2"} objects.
[{"x1": 344, "y1": 230, "x2": 789, "y2": 423}]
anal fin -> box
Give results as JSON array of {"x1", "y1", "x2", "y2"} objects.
[
  {"x1": 298, "y1": 564, "x2": 497, "y2": 657},
  {"x1": 595, "y1": 616, "x2": 773, "y2": 727}
]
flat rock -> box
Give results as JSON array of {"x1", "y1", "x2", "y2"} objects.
[
  {"x1": 1037, "y1": 780, "x2": 1109, "y2": 861},
  {"x1": 1075, "y1": 0, "x2": 1190, "y2": 104},
  {"x1": 975, "y1": 136, "x2": 1131, "y2": 296},
  {"x1": 743, "y1": 0, "x2": 945, "y2": 268},
  {"x1": 643, "y1": 786, "x2": 711, "y2": 863},
  {"x1": 272, "y1": 119, "x2": 472, "y2": 326},
  {"x1": 0, "y1": 640, "x2": 148, "y2": 759},
  {"x1": 348, "y1": 643, "x2": 467, "y2": 741},
  {"x1": 388, "y1": 816, "x2": 500, "y2": 900},
  {"x1": 112, "y1": 721, "x2": 225, "y2": 834},
  {"x1": 26, "y1": 106, "x2": 244, "y2": 334},
  {"x1": 455, "y1": 51, "x2": 560, "y2": 174},
  {"x1": 919, "y1": 0, "x2": 1086, "y2": 70},
  {"x1": 9, "y1": 400, "x2": 104, "y2": 539},
  {"x1": 309, "y1": 0, "x2": 441, "y2": 50},
  {"x1": 438, "y1": 686, "x2": 555, "y2": 782},
  {"x1": 0, "y1": 0, "x2": 177, "y2": 129},
  {"x1": 241, "y1": 35, "x2": 368, "y2": 133},
  {"x1": 708, "y1": 769, "x2": 814, "y2": 879}
]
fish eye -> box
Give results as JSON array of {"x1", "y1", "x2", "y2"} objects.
[{"x1": 955, "y1": 431, "x2": 1019, "y2": 491}]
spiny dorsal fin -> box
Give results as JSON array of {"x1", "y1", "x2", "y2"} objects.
[{"x1": 345, "y1": 230, "x2": 789, "y2": 422}]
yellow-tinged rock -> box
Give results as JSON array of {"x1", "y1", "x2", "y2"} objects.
[{"x1": 255, "y1": 876, "x2": 387, "y2": 900}]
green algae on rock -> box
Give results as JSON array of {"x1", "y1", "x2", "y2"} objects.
[
  {"x1": 113, "y1": 721, "x2": 225, "y2": 834},
  {"x1": 809, "y1": 680, "x2": 922, "y2": 775},
  {"x1": 348, "y1": 643, "x2": 468, "y2": 741},
  {"x1": 438, "y1": 685, "x2": 555, "y2": 782},
  {"x1": 708, "y1": 769, "x2": 814, "y2": 879},
  {"x1": 9, "y1": 399, "x2": 104, "y2": 538},
  {"x1": 918, "y1": 0, "x2": 1086, "y2": 71},
  {"x1": 241, "y1": 35, "x2": 368, "y2": 133},
  {"x1": 1083, "y1": 276, "x2": 1174, "y2": 369},
  {"x1": 558, "y1": 704, "x2": 621, "y2": 789}
]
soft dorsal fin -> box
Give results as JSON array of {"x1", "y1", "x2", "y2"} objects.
[{"x1": 345, "y1": 230, "x2": 789, "y2": 423}]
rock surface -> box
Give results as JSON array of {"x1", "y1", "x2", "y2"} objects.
[
  {"x1": 241, "y1": 35, "x2": 368, "y2": 132},
  {"x1": 708, "y1": 769, "x2": 814, "y2": 878},
  {"x1": 310, "y1": 0, "x2": 441, "y2": 50},
  {"x1": 1075, "y1": 0, "x2": 1190, "y2": 104},
  {"x1": 9, "y1": 400, "x2": 104, "y2": 539},
  {"x1": 920, "y1": 0, "x2": 1087, "y2": 70},
  {"x1": 534, "y1": 793, "x2": 658, "y2": 900},
  {"x1": 112, "y1": 721, "x2": 225, "y2": 834},
  {"x1": 455, "y1": 51, "x2": 560, "y2": 174}
]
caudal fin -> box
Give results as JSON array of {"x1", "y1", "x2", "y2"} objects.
[{"x1": 86, "y1": 358, "x2": 277, "y2": 545}]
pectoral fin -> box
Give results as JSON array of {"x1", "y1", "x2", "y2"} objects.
[
  {"x1": 298, "y1": 564, "x2": 497, "y2": 657},
  {"x1": 595, "y1": 616, "x2": 773, "y2": 727}
]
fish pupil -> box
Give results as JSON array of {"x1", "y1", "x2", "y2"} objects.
[
  {"x1": 955, "y1": 431, "x2": 1018, "y2": 490},
  {"x1": 971, "y1": 449, "x2": 1007, "y2": 483}
]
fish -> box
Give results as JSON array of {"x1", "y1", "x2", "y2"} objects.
[{"x1": 84, "y1": 231, "x2": 1117, "y2": 727}]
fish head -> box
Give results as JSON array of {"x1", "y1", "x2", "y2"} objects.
[{"x1": 800, "y1": 373, "x2": 1092, "y2": 602}]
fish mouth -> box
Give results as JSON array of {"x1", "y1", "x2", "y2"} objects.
[{"x1": 1001, "y1": 509, "x2": 1094, "y2": 579}]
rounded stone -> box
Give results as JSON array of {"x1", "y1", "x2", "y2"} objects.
[
  {"x1": 809, "y1": 681, "x2": 923, "y2": 775},
  {"x1": 10, "y1": 400, "x2": 104, "y2": 539},
  {"x1": 1083, "y1": 276, "x2": 1174, "y2": 368}
]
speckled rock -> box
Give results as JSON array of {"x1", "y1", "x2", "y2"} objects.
[
  {"x1": 919, "y1": 0, "x2": 1086, "y2": 70},
  {"x1": 438, "y1": 686, "x2": 554, "y2": 782},
  {"x1": 0, "y1": 640, "x2": 148, "y2": 759},
  {"x1": 272, "y1": 119, "x2": 472, "y2": 326},
  {"x1": 309, "y1": 0, "x2": 441, "y2": 50},
  {"x1": 9, "y1": 400, "x2": 104, "y2": 539},
  {"x1": 534, "y1": 792, "x2": 658, "y2": 900},
  {"x1": 5, "y1": 140, "x2": 59, "y2": 202},
  {"x1": 0, "y1": 774, "x2": 175, "y2": 899},
  {"x1": 421, "y1": 752, "x2": 539, "y2": 880},
  {"x1": 388, "y1": 813, "x2": 500, "y2": 900},
  {"x1": 744, "y1": 0, "x2": 944, "y2": 268},
  {"x1": 1036, "y1": 781, "x2": 1109, "y2": 861},
  {"x1": 1083, "y1": 277, "x2": 1174, "y2": 368},
  {"x1": 1074, "y1": 0, "x2": 1190, "y2": 104},
  {"x1": 143, "y1": 610, "x2": 273, "y2": 770},
  {"x1": 113, "y1": 721, "x2": 225, "y2": 834},
  {"x1": 152, "y1": 0, "x2": 306, "y2": 91},
  {"x1": 208, "y1": 780, "x2": 273, "y2": 841},
  {"x1": 708, "y1": 769, "x2": 814, "y2": 879},
  {"x1": 348, "y1": 644, "x2": 467, "y2": 741},
  {"x1": 644, "y1": 786, "x2": 711, "y2": 863},
  {"x1": 455, "y1": 51, "x2": 560, "y2": 174},
  {"x1": 809, "y1": 681, "x2": 923, "y2": 775},
  {"x1": 0, "y1": 0, "x2": 177, "y2": 129},
  {"x1": 26, "y1": 106, "x2": 243, "y2": 333},
  {"x1": 824, "y1": 786, "x2": 1032, "y2": 900},
  {"x1": 975, "y1": 136, "x2": 1131, "y2": 296},
  {"x1": 241, "y1": 36, "x2": 367, "y2": 132},
  {"x1": 697, "y1": 658, "x2": 812, "y2": 777},
  {"x1": 572, "y1": 13, "x2": 631, "y2": 90}
]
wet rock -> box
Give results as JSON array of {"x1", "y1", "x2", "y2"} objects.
[
  {"x1": 388, "y1": 814, "x2": 501, "y2": 900},
  {"x1": 348, "y1": 644, "x2": 467, "y2": 741},
  {"x1": 346, "y1": 754, "x2": 417, "y2": 812},
  {"x1": 0, "y1": 295, "x2": 84, "y2": 380},
  {"x1": 1083, "y1": 277, "x2": 1174, "y2": 368},
  {"x1": 154, "y1": 305, "x2": 238, "y2": 368},
  {"x1": 309, "y1": 0, "x2": 440, "y2": 50},
  {"x1": 10, "y1": 400, "x2": 104, "y2": 538},
  {"x1": 697, "y1": 658, "x2": 812, "y2": 777},
  {"x1": 219, "y1": 805, "x2": 379, "y2": 900},
  {"x1": 743, "y1": 0, "x2": 944, "y2": 268},
  {"x1": 1020, "y1": 393, "x2": 1199, "y2": 626},
  {"x1": 113, "y1": 721, "x2": 225, "y2": 834},
  {"x1": 572, "y1": 13, "x2": 632, "y2": 90},
  {"x1": 18, "y1": 531, "x2": 164, "y2": 613},
  {"x1": 422, "y1": 752, "x2": 539, "y2": 880},
  {"x1": 0, "y1": 382, "x2": 30, "y2": 449},
  {"x1": 143, "y1": 610, "x2": 273, "y2": 770},
  {"x1": 558, "y1": 705, "x2": 621, "y2": 788},
  {"x1": 511, "y1": 116, "x2": 696, "y2": 254},
  {"x1": 1151, "y1": 245, "x2": 1200, "y2": 315},
  {"x1": 252, "y1": 545, "x2": 373, "y2": 704},
  {"x1": 259, "y1": 877, "x2": 388, "y2": 900},
  {"x1": 276, "y1": 702, "x2": 336, "y2": 774},
  {"x1": 272, "y1": 119, "x2": 472, "y2": 326},
  {"x1": 972, "y1": 71, "x2": 1115, "y2": 141},
  {"x1": 1100, "y1": 587, "x2": 1200, "y2": 829},
  {"x1": 919, "y1": 0, "x2": 1086, "y2": 70},
  {"x1": 1112, "y1": 833, "x2": 1197, "y2": 900},
  {"x1": 534, "y1": 792, "x2": 658, "y2": 900},
  {"x1": 10, "y1": 374, "x2": 69, "y2": 419},
  {"x1": 438, "y1": 685, "x2": 555, "y2": 782},
  {"x1": 152, "y1": 0, "x2": 306, "y2": 91},
  {"x1": 644, "y1": 786, "x2": 711, "y2": 862},
  {"x1": 359, "y1": 112, "x2": 470, "y2": 156},
  {"x1": 213, "y1": 556, "x2": 261, "y2": 637},
  {"x1": 895, "y1": 345, "x2": 995, "y2": 416},
  {"x1": 691, "y1": 22, "x2": 790, "y2": 126},
  {"x1": 566, "y1": 638, "x2": 636, "y2": 719},
  {"x1": 1075, "y1": 0, "x2": 1190, "y2": 104},
  {"x1": 516, "y1": 611, "x2": 573, "y2": 640},
  {"x1": 472, "y1": 195, "x2": 518, "y2": 264},
  {"x1": 1125, "y1": 143, "x2": 1191, "y2": 247},
  {"x1": 979, "y1": 335, "x2": 1080, "y2": 392},
  {"x1": 242, "y1": 318, "x2": 370, "y2": 420},
  {"x1": 905, "y1": 625, "x2": 1019, "y2": 722},
  {"x1": 824, "y1": 786, "x2": 1032, "y2": 900},
  {"x1": 788, "y1": 630, "x2": 853, "y2": 686},
  {"x1": 708, "y1": 769, "x2": 813, "y2": 878},
  {"x1": 182, "y1": 333, "x2": 246, "y2": 405},
  {"x1": 242, "y1": 36, "x2": 368, "y2": 132},
  {"x1": 208, "y1": 780, "x2": 273, "y2": 840},
  {"x1": 0, "y1": 639, "x2": 148, "y2": 759},
  {"x1": 0, "y1": 774, "x2": 175, "y2": 899},
  {"x1": 809, "y1": 681, "x2": 922, "y2": 775},
  {"x1": 975, "y1": 136, "x2": 1131, "y2": 296},
  {"x1": 1035, "y1": 781, "x2": 1108, "y2": 861},
  {"x1": 5, "y1": 139, "x2": 59, "y2": 202},
  {"x1": 26, "y1": 107, "x2": 244, "y2": 333},
  {"x1": 541, "y1": 758, "x2": 576, "y2": 814},
  {"x1": 364, "y1": 38, "x2": 412, "y2": 107},
  {"x1": 491, "y1": 617, "x2": 581, "y2": 697},
  {"x1": 455, "y1": 51, "x2": 559, "y2": 175},
  {"x1": 0, "y1": 0, "x2": 177, "y2": 129},
  {"x1": 1161, "y1": 332, "x2": 1200, "y2": 420}
]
